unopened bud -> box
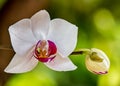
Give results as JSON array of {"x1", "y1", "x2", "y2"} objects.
[{"x1": 85, "y1": 48, "x2": 110, "y2": 75}]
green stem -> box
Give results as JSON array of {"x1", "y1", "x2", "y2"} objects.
[
  {"x1": 71, "y1": 49, "x2": 91, "y2": 55},
  {"x1": 71, "y1": 51, "x2": 83, "y2": 55}
]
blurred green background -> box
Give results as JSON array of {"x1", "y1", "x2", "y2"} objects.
[{"x1": 0, "y1": 0, "x2": 120, "y2": 86}]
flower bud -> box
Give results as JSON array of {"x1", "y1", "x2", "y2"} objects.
[{"x1": 85, "y1": 48, "x2": 110, "y2": 75}]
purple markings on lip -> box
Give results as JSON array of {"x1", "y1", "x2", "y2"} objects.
[
  {"x1": 37, "y1": 56, "x2": 55, "y2": 63},
  {"x1": 93, "y1": 71, "x2": 108, "y2": 75}
]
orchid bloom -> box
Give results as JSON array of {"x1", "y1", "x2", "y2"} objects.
[
  {"x1": 85, "y1": 48, "x2": 110, "y2": 75},
  {"x1": 4, "y1": 10, "x2": 78, "y2": 73}
]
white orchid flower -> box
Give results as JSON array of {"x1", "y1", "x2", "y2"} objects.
[
  {"x1": 85, "y1": 48, "x2": 110, "y2": 75},
  {"x1": 4, "y1": 10, "x2": 78, "y2": 73}
]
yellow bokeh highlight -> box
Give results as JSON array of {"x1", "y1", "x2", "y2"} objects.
[
  {"x1": 98, "y1": 67, "x2": 120, "y2": 86},
  {"x1": 93, "y1": 9, "x2": 115, "y2": 31}
]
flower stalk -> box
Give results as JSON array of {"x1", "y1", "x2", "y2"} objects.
[
  {"x1": 0, "y1": 45, "x2": 13, "y2": 51},
  {"x1": 0, "y1": 46, "x2": 90, "y2": 55},
  {"x1": 71, "y1": 49, "x2": 91, "y2": 55},
  {"x1": 0, "y1": 46, "x2": 104, "y2": 62}
]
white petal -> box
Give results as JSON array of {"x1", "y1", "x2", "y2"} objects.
[
  {"x1": 9, "y1": 29, "x2": 35, "y2": 55},
  {"x1": 9, "y1": 19, "x2": 36, "y2": 43},
  {"x1": 48, "y1": 19, "x2": 78, "y2": 57},
  {"x1": 4, "y1": 48, "x2": 38, "y2": 73},
  {"x1": 44, "y1": 53, "x2": 77, "y2": 71},
  {"x1": 31, "y1": 10, "x2": 50, "y2": 40}
]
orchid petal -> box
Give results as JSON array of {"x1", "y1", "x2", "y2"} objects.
[
  {"x1": 31, "y1": 10, "x2": 50, "y2": 40},
  {"x1": 4, "y1": 48, "x2": 38, "y2": 73},
  {"x1": 9, "y1": 19, "x2": 36, "y2": 43},
  {"x1": 44, "y1": 53, "x2": 77, "y2": 71},
  {"x1": 9, "y1": 30, "x2": 35, "y2": 55},
  {"x1": 48, "y1": 19, "x2": 78, "y2": 57}
]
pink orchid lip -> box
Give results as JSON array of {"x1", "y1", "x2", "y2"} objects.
[
  {"x1": 36, "y1": 56, "x2": 55, "y2": 63},
  {"x1": 34, "y1": 40, "x2": 57, "y2": 63}
]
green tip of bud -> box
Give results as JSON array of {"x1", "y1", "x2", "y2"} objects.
[{"x1": 90, "y1": 52, "x2": 103, "y2": 62}]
